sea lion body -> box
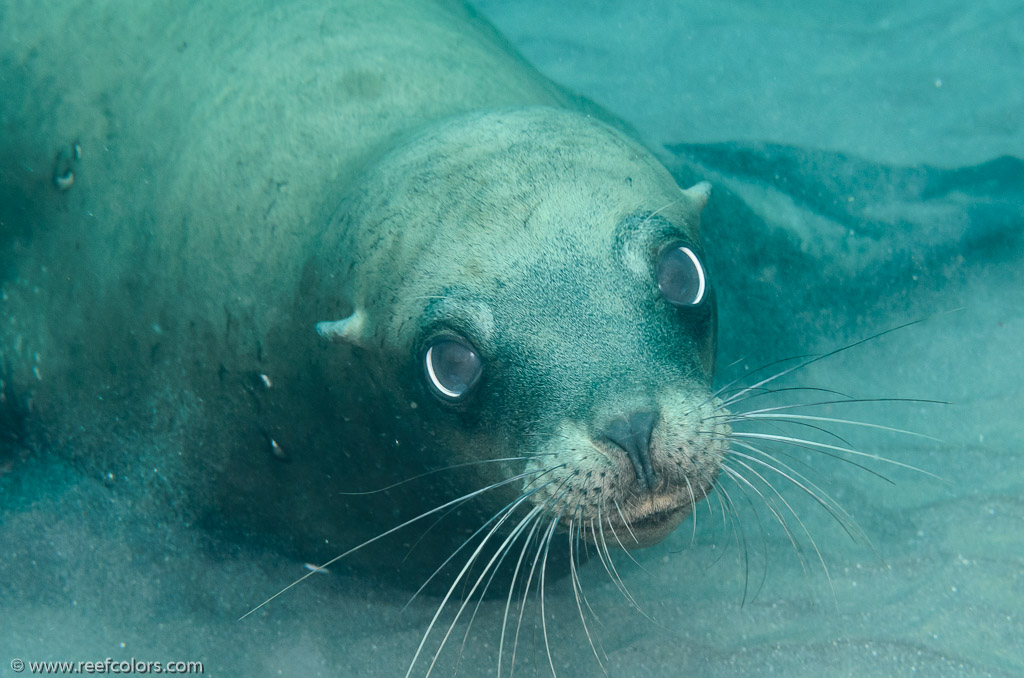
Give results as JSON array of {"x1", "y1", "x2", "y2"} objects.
[{"x1": 1, "y1": 0, "x2": 726, "y2": 568}]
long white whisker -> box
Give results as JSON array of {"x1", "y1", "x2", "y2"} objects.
[
  {"x1": 593, "y1": 508, "x2": 651, "y2": 621},
  {"x1": 413, "y1": 486, "x2": 554, "y2": 678},
  {"x1": 731, "y1": 431, "x2": 942, "y2": 479},
  {"x1": 719, "y1": 465, "x2": 811, "y2": 580},
  {"x1": 708, "y1": 355, "x2": 809, "y2": 406},
  {"x1": 498, "y1": 498, "x2": 551, "y2": 678},
  {"x1": 717, "y1": 385, "x2": 855, "y2": 412},
  {"x1": 568, "y1": 512, "x2": 608, "y2": 674},
  {"x1": 239, "y1": 468, "x2": 550, "y2": 620},
  {"x1": 572, "y1": 510, "x2": 601, "y2": 623},
  {"x1": 724, "y1": 458, "x2": 837, "y2": 605},
  {"x1": 682, "y1": 475, "x2": 699, "y2": 546},
  {"x1": 708, "y1": 479, "x2": 759, "y2": 604},
  {"x1": 453, "y1": 504, "x2": 540, "y2": 675},
  {"x1": 612, "y1": 498, "x2": 639, "y2": 546},
  {"x1": 402, "y1": 467, "x2": 563, "y2": 566},
  {"x1": 338, "y1": 455, "x2": 547, "y2": 495},
  {"x1": 729, "y1": 442, "x2": 867, "y2": 543},
  {"x1": 424, "y1": 503, "x2": 546, "y2": 678},
  {"x1": 540, "y1": 505, "x2": 564, "y2": 678},
  {"x1": 587, "y1": 519, "x2": 627, "y2": 606},
  {"x1": 606, "y1": 517, "x2": 646, "y2": 570},
  {"x1": 719, "y1": 318, "x2": 933, "y2": 410},
  {"x1": 710, "y1": 427, "x2": 896, "y2": 484},
  {"x1": 723, "y1": 412, "x2": 858, "y2": 448},
  {"x1": 510, "y1": 507, "x2": 564, "y2": 678},
  {"x1": 401, "y1": 474, "x2": 561, "y2": 612},
  {"x1": 727, "y1": 411, "x2": 944, "y2": 442}
]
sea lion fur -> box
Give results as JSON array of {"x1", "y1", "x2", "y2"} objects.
[{"x1": 0, "y1": 0, "x2": 728, "y2": 572}]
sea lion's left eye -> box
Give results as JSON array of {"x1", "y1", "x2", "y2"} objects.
[
  {"x1": 424, "y1": 339, "x2": 482, "y2": 400},
  {"x1": 657, "y1": 243, "x2": 706, "y2": 306}
]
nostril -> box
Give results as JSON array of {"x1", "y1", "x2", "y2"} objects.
[{"x1": 603, "y1": 410, "x2": 659, "y2": 492}]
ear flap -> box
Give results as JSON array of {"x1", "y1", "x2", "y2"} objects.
[
  {"x1": 681, "y1": 181, "x2": 712, "y2": 214},
  {"x1": 316, "y1": 309, "x2": 369, "y2": 346}
]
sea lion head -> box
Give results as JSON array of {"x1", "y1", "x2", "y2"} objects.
[{"x1": 313, "y1": 107, "x2": 730, "y2": 550}]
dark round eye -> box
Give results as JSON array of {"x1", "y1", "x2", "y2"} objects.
[
  {"x1": 657, "y1": 244, "x2": 706, "y2": 306},
  {"x1": 424, "y1": 339, "x2": 482, "y2": 400}
]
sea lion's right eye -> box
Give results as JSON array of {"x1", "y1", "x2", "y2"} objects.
[
  {"x1": 656, "y1": 243, "x2": 706, "y2": 306},
  {"x1": 424, "y1": 339, "x2": 482, "y2": 400}
]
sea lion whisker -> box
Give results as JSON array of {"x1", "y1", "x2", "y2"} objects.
[
  {"x1": 510, "y1": 508, "x2": 566, "y2": 678},
  {"x1": 708, "y1": 427, "x2": 896, "y2": 484},
  {"x1": 718, "y1": 384, "x2": 856, "y2": 411},
  {"x1": 724, "y1": 397, "x2": 951, "y2": 417},
  {"x1": 336, "y1": 456, "x2": 543, "y2": 495},
  {"x1": 401, "y1": 476, "x2": 560, "y2": 614},
  {"x1": 730, "y1": 431, "x2": 942, "y2": 479},
  {"x1": 572, "y1": 509, "x2": 604, "y2": 625},
  {"x1": 718, "y1": 465, "x2": 815, "y2": 583},
  {"x1": 498, "y1": 499, "x2": 553, "y2": 678},
  {"x1": 722, "y1": 459, "x2": 838, "y2": 604},
  {"x1": 713, "y1": 480, "x2": 734, "y2": 535},
  {"x1": 708, "y1": 355, "x2": 810, "y2": 405},
  {"x1": 398, "y1": 463, "x2": 563, "y2": 566},
  {"x1": 587, "y1": 519, "x2": 626, "y2": 605},
  {"x1": 567, "y1": 516, "x2": 609, "y2": 676},
  {"x1": 728, "y1": 443, "x2": 867, "y2": 543},
  {"x1": 539, "y1": 504, "x2": 566, "y2": 678},
  {"x1": 638, "y1": 196, "x2": 686, "y2": 229},
  {"x1": 239, "y1": 468, "x2": 547, "y2": 621},
  {"x1": 691, "y1": 466, "x2": 733, "y2": 559},
  {"x1": 423, "y1": 503, "x2": 547, "y2": 678},
  {"x1": 728, "y1": 413, "x2": 860, "y2": 448},
  {"x1": 606, "y1": 517, "x2": 647, "y2": 571},
  {"x1": 483, "y1": 495, "x2": 581, "y2": 678},
  {"x1": 400, "y1": 502, "x2": 467, "y2": 567},
  {"x1": 592, "y1": 509, "x2": 652, "y2": 621},
  {"x1": 719, "y1": 317, "x2": 936, "y2": 412},
  {"x1": 683, "y1": 465, "x2": 717, "y2": 533},
  {"x1": 414, "y1": 487, "x2": 556, "y2": 678},
  {"x1": 732, "y1": 481, "x2": 759, "y2": 601},
  {"x1": 611, "y1": 498, "x2": 640, "y2": 545},
  {"x1": 571, "y1": 506, "x2": 603, "y2": 624},
  {"x1": 713, "y1": 475, "x2": 732, "y2": 535},
  {"x1": 705, "y1": 478, "x2": 759, "y2": 605},
  {"x1": 724, "y1": 411, "x2": 946, "y2": 443},
  {"x1": 682, "y1": 475, "x2": 699, "y2": 546},
  {"x1": 718, "y1": 394, "x2": 949, "y2": 420},
  {"x1": 727, "y1": 472, "x2": 778, "y2": 604},
  {"x1": 701, "y1": 471, "x2": 715, "y2": 524},
  {"x1": 505, "y1": 484, "x2": 573, "y2": 675},
  {"x1": 714, "y1": 384, "x2": 854, "y2": 408},
  {"x1": 722, "y1": 350, "x2": 757, "y2": 372}
]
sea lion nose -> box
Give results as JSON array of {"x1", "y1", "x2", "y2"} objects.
[{"x1": 603, "y1": 410, "x2": 659, "y2": 493}]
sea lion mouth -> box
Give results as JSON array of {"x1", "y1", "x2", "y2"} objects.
[
  {"x1": 598, "y1": 496, "x2": 691, "y2": 549},
  {"x1": 631, "y1": 504, "x2": 686, "y2": 530}
]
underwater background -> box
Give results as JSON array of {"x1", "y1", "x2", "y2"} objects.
[{"x1": 2, "y1": 0, "x2": 1022, "y2": 676}]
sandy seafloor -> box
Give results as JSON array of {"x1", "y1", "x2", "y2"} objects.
[{"x1": 2, "y1": 1, "x2": 1023, "y2": 676}]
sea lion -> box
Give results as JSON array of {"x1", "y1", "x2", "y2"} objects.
[{"x1": 0, "y1": 0, "x2": 726, "y2": 584}]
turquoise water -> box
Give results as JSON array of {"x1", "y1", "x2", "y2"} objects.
[{"x1": 2, "y1": 1, "x2": 1022, "y2": 676}]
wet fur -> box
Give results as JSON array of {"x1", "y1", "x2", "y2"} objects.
[{"x1": 0, "y1": 1, "x2": 947, "y2": 677}]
